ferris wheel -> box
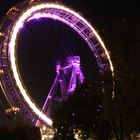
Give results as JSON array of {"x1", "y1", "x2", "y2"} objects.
[{"x1": 0, "y1": 0, "x2": 114, "y2": 128}]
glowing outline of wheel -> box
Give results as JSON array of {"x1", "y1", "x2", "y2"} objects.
[{"x1": 0, "y1": 1, "x2": 114, "y2": 127}]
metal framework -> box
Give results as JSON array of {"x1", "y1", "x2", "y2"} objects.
[
  {"x1": 41, "y1": 56, "x2": 84, "y2": 117},
  {"x1": 0, "y1": 0, "x2": 114, "y2": 127}
]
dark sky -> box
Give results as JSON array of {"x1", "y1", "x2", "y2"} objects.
[
  {"x1": 17, "y1": 18, "x2": 99, "y2": 107},
  {"x1": 0, "y1": 0, "x2": 139, "y2": 124}
]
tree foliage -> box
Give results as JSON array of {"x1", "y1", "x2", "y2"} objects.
[
  {"x1": 102, "y1": 16, "x2": 140, "y2": 139},
  {"x1": 52, "y1": 16, "x2": 140, "y2": 139}
]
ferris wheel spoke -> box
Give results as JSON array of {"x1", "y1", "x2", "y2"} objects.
[{"x1": 41, "y1": 56, "x2": 84, "y2": 117}]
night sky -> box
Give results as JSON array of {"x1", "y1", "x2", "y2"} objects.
[
  {"x1": 0, "y1": 0, "x2": 139, "y2": 124},
  {"x1": 17, "y1": 18, "x2": 99, "y2": 107}
]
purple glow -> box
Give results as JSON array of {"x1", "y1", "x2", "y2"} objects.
[
  {"x1": 27, "y1": 13, "x2": 43, "y2": 22},
  {"x1": 56, "y1": 64, "x2": 61, "y2": 74},
  {"x1": 67, "y1": 56, "x2": 80, "y2": 66},
  {"x1": 42, "y1": 56, "x2": 84, "y2": 116},
  {"x1": 70, "y1": 23, "x2": 74, "y2": 27},
  {"x1": 27, "y1": 13, "x2": 60, "y2": 22}
]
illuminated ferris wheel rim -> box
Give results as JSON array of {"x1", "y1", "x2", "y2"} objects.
[{"x1": 6, "y1": 2, "x2": 114, "y2": 127}]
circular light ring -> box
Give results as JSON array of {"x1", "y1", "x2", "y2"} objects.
[{"x1": 0, "y1": 2, "x2": 114, "y2": 127}]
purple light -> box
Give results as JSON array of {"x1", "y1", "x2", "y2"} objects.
[
  {"x1": 52, "y1": 14, "x2": 58, "y2": 20},
  {"x1": 70, "y1": 23, "x2": 74, "y2": 27},
  {"x1": 56, "y1": 64, "x2": 61, "y2": 73},
  {"x1": 27, "y1": 13, "x2": 60, "y2": 22},
  {"x1": 67, "y1": 56, "x2": 80, "y2": 66}
]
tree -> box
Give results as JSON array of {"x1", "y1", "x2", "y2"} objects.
[
  {"x1": 52, "y1": 81, "x2": 112, "y2": 139},
  {"x1": 100, "y1": 16, "x2": 140, "y2": 139}
]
